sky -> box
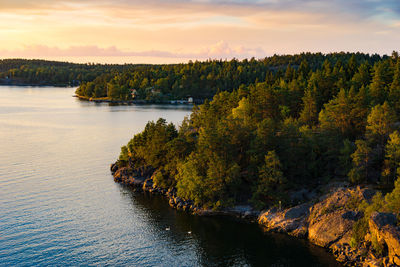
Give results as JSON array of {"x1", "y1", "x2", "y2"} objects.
[{"x1": 0, "y1": 0, "x2": 399, "y2": 64}]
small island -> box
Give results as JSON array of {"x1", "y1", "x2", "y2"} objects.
[{"x1": 110, "y1": 52, "x2": 400, "y2": 266}]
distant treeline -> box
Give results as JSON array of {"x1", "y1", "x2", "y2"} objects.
[
  {"x1": 116, "y1": 51, "x2": 400, "y2": 214},
  {"x1": 0, "y1": 59, "x2": 139, "y2": 86},
  {"x1": 75, "y1": 52, "x2": 386, "y2": 101}
]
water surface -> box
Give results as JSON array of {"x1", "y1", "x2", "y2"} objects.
[{"x1": 0, "y1": 86, "x2": 341, "y2": 266}]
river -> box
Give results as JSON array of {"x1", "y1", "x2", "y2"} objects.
[{"x1": 0, "y1": 86, "x2": 341, "y2": 266}]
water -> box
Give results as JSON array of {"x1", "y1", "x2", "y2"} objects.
[{"x1": 0, "y1": 86, "x2": 341, "y2": 266}]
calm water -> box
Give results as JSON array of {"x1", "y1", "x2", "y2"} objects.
[{"x1": 0, "y1": 86, "x2": 341, "y2": 267}]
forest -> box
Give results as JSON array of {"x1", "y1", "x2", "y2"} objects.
[
  {"x1": 0, "y1": 59, "x2": 136, "y2": 86},
  {"x1": 75, "y1": 52, "x2": 384, "y2": 101},
  {"x1": 116, "y1": 52, "x2": 400, "y2": 222}
]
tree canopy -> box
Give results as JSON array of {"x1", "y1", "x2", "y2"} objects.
[{"x1": 116, "y1": 52, "x2": 400, "y2": 209}]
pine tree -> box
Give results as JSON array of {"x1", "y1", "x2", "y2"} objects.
[
  {"x1": 319, "y1": 89, "x2": 353, "y2": 138},
  {"x1": 382, "y1": 131, "x2": 400, "y2": 187},
  {"x1": 348, "y1": 139, "x2": 372, "y2": 184},
  {"x1": 370, "y1": 61, "x2": 391, "y2": 105},
  {"x1": 366, "y1": 102, "x2": 397, "y2": 145},
  {"x1": 252, "y1": 151, "x2": 286, "y2": 208},
  {"x1": 299, "y1": 89, "x2": 318, "y2": 127},
  {"x1": 351, "y1": 62, "x2": 371, "y2": 90},
  {"x1": 389, "y1": 59, "x2": 400, "y2": 115}
]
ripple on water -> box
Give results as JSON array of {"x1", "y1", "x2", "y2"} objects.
[{"x1": 0, "y1": 86, "x2": 341, "y2": 267}]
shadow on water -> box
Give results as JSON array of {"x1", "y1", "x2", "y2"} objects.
[{"x1": 119, "y1": 185, "x2": 342, "y2": 267}]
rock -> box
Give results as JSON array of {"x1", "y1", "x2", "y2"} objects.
[
  {"x1": 110, "y1": 163, "x2": 119, "y2": 174},
  {"x1": 290, "y1": 188, "x2": 309, "y2": 204},
  {"x1": 306, "y1": 186, "x2": 375, "y2": 250},
  {"x1": 136, "y1": 177, "x2": 146, "y2": 185},
  {"x1": 284, "y1": 203, "x2": 310, "y2": 220},
  {"x1": 258, "y1": 203, "x2": 310, "y2": 234},
  {"x1": 113, "y1": 167, "x2": 130, "y2": 183},
  {"x1": 174, "y1": 197, "x2": 182, "y2": 205},
  {"x1": 369, "y1": 212, "x2": 400, "y2": 266},
  {"x1": 370, "y1": 212, "x2": 397, "y2": 227},
  {"x1": 363, "y1": 258, "x2": 381, "y2": 267},
  {"x1": 308, "y1": 209, "x2": 356, "y2": 247},
  {"x1": 142, "y1": 178, "x2": 153, "y2": 190},
  {"x1": 290, "y1": 225, "x2": 308, "y2": 238}
]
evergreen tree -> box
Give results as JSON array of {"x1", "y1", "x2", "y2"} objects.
[
  {"x1": 366, "y1": 102, "x2": 397, "y2": 145},
  {"x1": 251, "y1": 151, "x2": 286, "y2": 208},
  {"x1": 382, "y1": 131, "x2": 400, "y2": 187},
  {"x1": 348, "y1": 139, "x2": 372, "y2": 184},
  {"x1": 370, "y1": 61, "x2": 391, "y2": 105},
  {"x1": 389, "y1": 59, "x2": 400, "y2": 115},
  {"x1": 299, "y1": 89, "x2": 318, "y2": 127}
]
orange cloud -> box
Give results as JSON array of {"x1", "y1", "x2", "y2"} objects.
[
  {"x1": 0, "y1": 0, "x2": 398, "y2": 63},
  {"x1": 0, "y1": 42, "x2": 266, "y2": 60}
]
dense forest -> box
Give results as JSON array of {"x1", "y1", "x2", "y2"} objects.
[
  {"x1": 75, "y1": 52, "x2": 385, "y2": 101},
  {"x1": 0, "y1": 59, "x2": 136, "y2": 86},
  {"x1": 116, "y1": 52, "x2": 400, "y2": 226}
]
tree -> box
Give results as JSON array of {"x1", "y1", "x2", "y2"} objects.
[
  {"x1": 382, "y1": 131, "x2": 400, "y2": 187},
  {"x1": 348, "y1": 139, "x2": 372, "y2": 184},
  {"x1": 366, "y1": 102, "x2": 397, "y2": 145},
  {"x1": 351, "y1": 62, "x2": 371, "y2": 90},
  {"x1": 370, "y1": 61, "x2": 391, "y2": 105},
  {"x1": 384, "y1": 176, "x2": 400, "y2": 214},
  {"x1": 251, "y1": 151, "x2": 286, "y2": 208},
  {"x1": 350, "y1": 85, "x2": 370, "y2": 136},
  {"x1": 299, "y1": 89, "x2": 318, "y2": 127},
  {"x1": 319, "y1": 89, "x2": 354, "y2": 138},
  {"x1": 339, "y1": 139, "x2": 355, "y2": 176},
  {"x1": 389, "y1": 59, "x2": 400, "y2": 115}
]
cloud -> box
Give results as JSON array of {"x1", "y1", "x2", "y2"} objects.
[
  {"x1": 0, "y1": 42, "x2": 266, "y2": 60},
  {"x1": 1, "y1": 0, "x2": 399, "y2": 23},
  {"x1": 0, "y1": 0, "x2": 398, "y2": 63}
]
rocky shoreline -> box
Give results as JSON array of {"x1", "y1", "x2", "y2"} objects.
[{"x1": 111, "y1": 163, "x2": 400, "y2": 266}]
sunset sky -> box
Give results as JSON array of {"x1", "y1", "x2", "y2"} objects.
[{"x1": 0, "y1": 0, "x2": 399, "y2": 64}]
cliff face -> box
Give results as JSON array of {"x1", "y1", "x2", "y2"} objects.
[
  {"x1": 259, "y1": 186, "x2": 400, "y2": 266},
  {"x1": 369, "y1": 212, "x2": 400, "y2": 266},
  {"x1": 111, "y1": 163, "x2": 399, "y2": 266}
]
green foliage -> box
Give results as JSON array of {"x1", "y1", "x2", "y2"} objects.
[
  {"x1": 71, "y1": 52, "x2": 384, "y2": 101},
  {"x1": 382, "y1": 131, "x2": 400, "y2": 186},
  {"x1": 351, "y1": 177, "x2": 400, "y2": 248},
  {"x1": 384, "y1": 176, "x2": 400, "y2": 217},
  {"x1": 0, "y1": 59, "x2": 130, "y2": 86},
  {"x1": 348, "y1": 139, "x2": 372, "y2": 184},
  {"x1": 351, "y1": 219, "x2": 369, "y2": 247},
  {"x1": 371, "y1": 234, "x2": 385, "y2": 256},
  {"x1": 299, "y1": 89, "x2": 318, "y2": 127},
  {"x1": 251, "y1": 151, "x2": 287, "y2": 209},
  {"x1": 339, "y1": 139, "x2": 356, "y2": 176},
  {"x1": 115, "y1": 52, "x2": 400, "y2": 209},
  {"x1": 366, "y1": 102, "x2": 397, "y2": 145}
]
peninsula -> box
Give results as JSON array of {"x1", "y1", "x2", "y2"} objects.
[{"x1": 110, "y1": 52, "x2": 400, "y2": 266}]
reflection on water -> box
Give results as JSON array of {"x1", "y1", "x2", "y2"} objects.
[{"x1": 0, "y1": 86, "x2": 341, "y2": 266}]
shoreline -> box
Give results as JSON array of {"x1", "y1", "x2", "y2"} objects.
[
  {"x1": 111, "y1": 163, "x2": 400, "y2": 267},
  {"x1": 75, "y1": 95, "x2": 200, "y2": 105},
  {"x1": 0, "y1": 83, "x2": 74, "y2": 87}
]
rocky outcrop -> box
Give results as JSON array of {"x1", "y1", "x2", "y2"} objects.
[
  {"x1": 307, "y1": 188, "x2": 363, "y2": 248},
  {"x1": 196, "y1": 205, "x2": 260, "y2": 220},
  {"x1": 258, "y1": 203, "x2": 310, "y2": 238},
  {"x1": 111, "y1": 164, "x2": 400, "y2": 267},
  {"x1": 369, "y1": 212, "x2": 400, "y2": 266},
  {"x1": 308, "y1": 210, "x2": 359, "y2": 247},
  {"x1": 258, "y1": 186, "x2": 399, "y2": 266},
  {"x1": 111, "y1": 164, "x2": 260, "y2": 221}
]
